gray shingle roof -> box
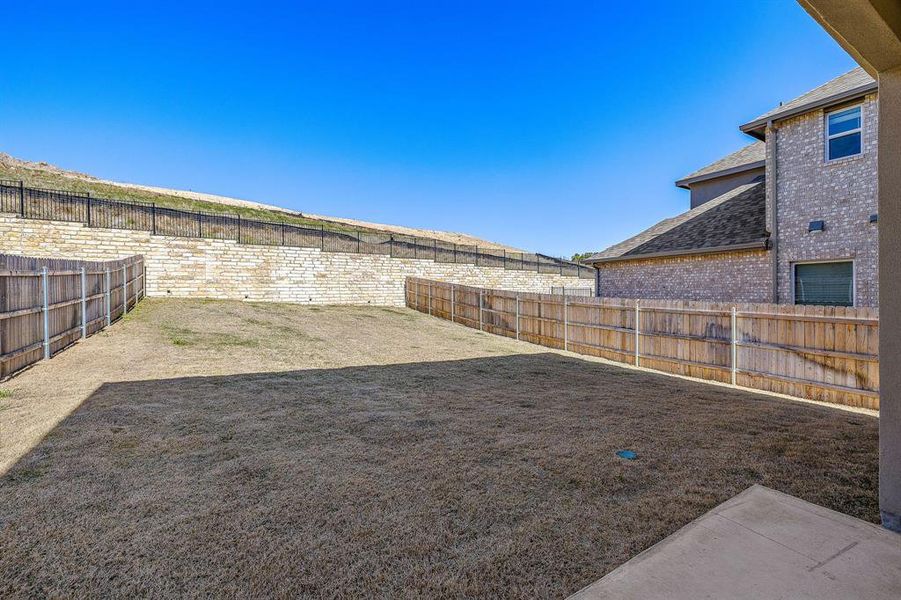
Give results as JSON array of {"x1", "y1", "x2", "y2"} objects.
[
  {"x1": 584, "y1": 179, "x2": 767, "y2": 263},
  {"x1": 675, "y1": 141, "x2": 765, "y2": 188},
  {"x1": 741, "y1": 67, "x2": 876, "y2": 136}
]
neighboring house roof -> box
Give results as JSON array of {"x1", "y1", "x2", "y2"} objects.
[
  {"x1": 741, "y1": 67, "x2": 876, "y2": 138},
  {"x1": 584, "y1": 179, "x2": 768, "y2": 263},
  {"x1": 675, "y1": 141, "x2": 765, "y2": 189}
]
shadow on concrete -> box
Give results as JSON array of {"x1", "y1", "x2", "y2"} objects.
[{"x1": 0, "y1": 353, "x2": 878, "y2": 598}]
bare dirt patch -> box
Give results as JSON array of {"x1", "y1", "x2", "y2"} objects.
[{"x1": 0, "y1": 299, "x2": 878, "y2": 598}]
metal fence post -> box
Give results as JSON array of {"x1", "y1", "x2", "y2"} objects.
[
  {"x1": 515, "y1": 295, "x2": 520, "y2": 340},
  {"x1": 320, "y1": 225, "x2": 325, "y2": 251},
  {"x1": 451, "y1": 284, "x2": 455, "y2": 322},
  {"x1": 105, "y1": 268, "x2": 111, "y2": 326},
  {"x1": 151, "y1": 203, "x2": 157, "y2": 235},
  {"x1": 479, "y1": 290, "x2": 484, "y2": 331},
  {"x1": 86, "y1": 196, "x2": 92, "y2": 227},
  {"x1": 563, "y1": 294, "x2": 568, "y2": 351},
  {"x1": 731, "y1": 307, "x2": 738, "y2": 385},
  {"x1": 634, "y1": 300, "x2": 640, "y2": 367},
  {"x1": 80, "y1": 266, "x2": 87, "y2": 339},
  {"x1": 18, "y1": 181, "x2": 24, "y2": 217},
  {"x1": 41, "y1": 267, "x2": 50, "y2": 359},
  {"x1": 122, "y1": 266, "x2": 127, "y2": 315}
]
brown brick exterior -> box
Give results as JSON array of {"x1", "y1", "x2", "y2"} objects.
[
  {"x1": 595, "y1": 249, "x2": 772, "y2": 302},
  {"x1": 769, "y1": 93, "x2": 879, "y2": 307}
]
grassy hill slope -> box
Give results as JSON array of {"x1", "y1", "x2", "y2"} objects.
[{"x1": 0, "y1": 154, "x2": 518, "y2": 250}]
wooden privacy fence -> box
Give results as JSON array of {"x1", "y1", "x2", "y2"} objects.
[
  {"x1": 406, "y1": 277, "x2": 880, "y2": 410},
  {"x1": 0, "y1": 254, "x2": 145, "y2": 378}
]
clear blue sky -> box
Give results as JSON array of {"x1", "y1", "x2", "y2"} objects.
[{"x1": 2, "y1": 1, "x2": 856, "y2": 257}]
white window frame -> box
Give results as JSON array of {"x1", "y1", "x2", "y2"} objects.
[
  {"x1": 825, "y1": 104, "x2": 863, "y2": 162},
  {"x1": 791, "y1": 259, "x2": 856, "y2": 307}
]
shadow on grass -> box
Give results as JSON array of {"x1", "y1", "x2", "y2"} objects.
[{"x1": 0, "y1": 353, "x2": 878, "y2": 598}]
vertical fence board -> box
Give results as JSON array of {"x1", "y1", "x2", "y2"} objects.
[
  {"x1": 406, "y1": 277, "x2": 880, "y2": 410},
  {"x1": 0, "y1": 253, "x2": 145, "y2": 379}
]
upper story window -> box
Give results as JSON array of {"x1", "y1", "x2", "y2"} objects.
[{"x1": 826, "y1": 105, "x2": 862, "y2": 160}]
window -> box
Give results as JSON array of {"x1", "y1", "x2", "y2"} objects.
[
  {"x1": 793, "y1": 261, "x2": 854, "y2": 306},
  {"x1": 826, "y1": 106, "x2": 862, "y2": 160}
]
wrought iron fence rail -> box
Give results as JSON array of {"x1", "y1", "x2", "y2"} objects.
[{"x1": 0, "y1": 181, "x2": 595, "y2": 279}]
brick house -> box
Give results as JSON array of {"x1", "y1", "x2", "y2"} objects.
[{"x1": 585, "y1": 68, "x2": 879, "y2": 307}]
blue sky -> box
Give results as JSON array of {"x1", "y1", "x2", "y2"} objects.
[{"x1": 2, "y1": 1, "x2": 855, "y2": 257}]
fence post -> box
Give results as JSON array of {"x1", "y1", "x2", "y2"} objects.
[
  {"x1": 18, "y1": 181, "x2": 25, "y2": 217},
  {"x1": 451, "y1": 284, "x2": 455, "y2": 322},
  {"x1": 320, "y1": 225, "x2": 325, "y2": 251},
  {"x1": 731, "y1": 307, "x2": 738, "y2": 385},
  {"x1": 453, "y1": 244, "x2": 457, "y2": 264},
  {"x1": 357, "y1": 230, "x2": 361, "y2": 253},
  {"x1": 503, "y1": 249, "x2": 506, "y2": 269},
  {"x1": 563, "y1": 294, "x2": 568, "y2": 351},
  {"x1": 151, "y1": 203, "x2": 157, "y2": 236},
  {"x1": 86, "y1": 196, "x2": 92, "y2": 227},
  {"x1": 80, "y1": 266, "x2": 87, "y2": 339},
  {"x1": 634, "y1": 300, "x2": 640, "y2": 367},
  {"x1": 427, "y1": 281, "x2": 432, "y2": 316},
  {"x1": 515, "y1": 295, "x2": 520, "y2": 340},
  {"x1": 433, "y1": 239, "x2": 438, "y2": 262},
  {"x1": 389, "y1": 235, "x2": 394, "y2": 258},
  {"x1": 197, "y1": 213, "x2": 203, "y2": 237},
  {"x1": 122, "y1": 266, "x2": 127, "y2": 316},
  {"x1": 235, "y1": 214, "x2": 240, "y2": 242},
  {"x1": 41, "y1": 267, "x2": 50, "y2": 360},
  {"x1": 105, "y1": 268, "x2": 111, "y2": 326},
  {"x1": 479, "y1": 290, "x2": 484, "y2": 331}
]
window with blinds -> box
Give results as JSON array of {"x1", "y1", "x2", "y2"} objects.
[{"x1": 793, "y1": 261, "x2": 854, "y2": 306}]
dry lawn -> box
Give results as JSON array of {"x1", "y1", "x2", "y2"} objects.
[{"x1": 0, "y1": 299, "x2": 878, "y2": 598}]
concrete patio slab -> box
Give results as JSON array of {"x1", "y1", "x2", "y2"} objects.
[{"x1": 570, "y1": 485, "x2": 901, "y2": 599}]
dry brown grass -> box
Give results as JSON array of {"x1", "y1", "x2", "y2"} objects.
[{"x1": 0, "y1": 300, "x2": 878, "y2": 598}]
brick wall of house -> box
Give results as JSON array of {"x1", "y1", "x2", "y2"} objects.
[
  {"x1": 595, "y1": 249, "x2": 772, "y2": 302},
  {"x1": 0, "y1": 215, "x2": 591, "y2": 306},
  {"x1": 770, "y1": 93, "x2": 879, "y2": 306}
]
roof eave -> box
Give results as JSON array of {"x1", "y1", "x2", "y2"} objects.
[
  {"x1": 585, "y1": 239, "x2": 769, "y2": 265},
  {"x1": 675, "y1": 160, "x2": 766, "y2": 189},
  {"x1": 739, "y1": 81, "x2": 878, "y2": 137}
]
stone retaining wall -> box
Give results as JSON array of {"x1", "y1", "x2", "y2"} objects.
[{"x1": 0, "y1": 215, "x2": 590, "y2": 306}]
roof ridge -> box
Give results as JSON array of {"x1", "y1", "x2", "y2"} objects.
[{"x1": 741, "y1": 67, "x2": 875, "y2": 134}]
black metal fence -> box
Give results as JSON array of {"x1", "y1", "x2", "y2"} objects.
[{"x1": 0, "y1": 180, "x2": 595, "y2": 279}]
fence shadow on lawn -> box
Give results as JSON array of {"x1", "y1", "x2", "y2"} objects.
[{"x1": 0, "y1": 353, "x2": 878, "y2": 598}]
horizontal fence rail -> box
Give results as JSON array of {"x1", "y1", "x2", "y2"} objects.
[
  {"x1": 0, "y1": 180, "x2": 594, "y2": 280},
  {"x1": 0, "y1": 253, "x2": 145, "y2": 379},
  {"x1": 406, "y1": 278, "x2": 879, "y2": 411}
]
